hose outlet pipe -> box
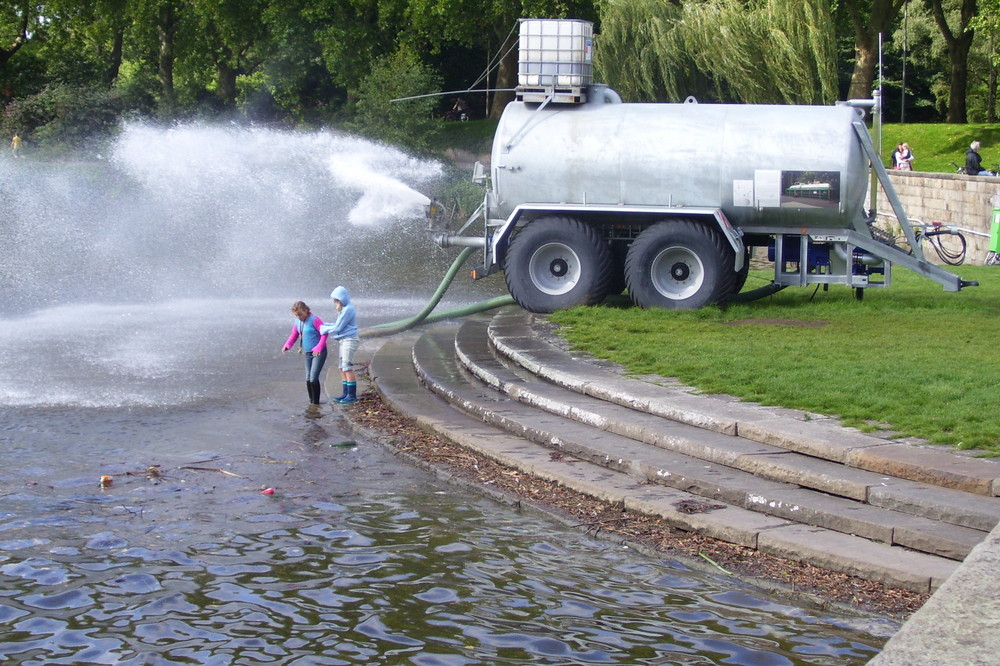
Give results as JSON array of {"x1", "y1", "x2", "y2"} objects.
[{"x1": 433, "y1": 233, "x2": 487, "y2": 249}]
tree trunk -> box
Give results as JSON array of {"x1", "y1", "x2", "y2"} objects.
[
  {"x1": 489, "y1": 43, "x2": 516, "y2": 119},
  {"x1": 105, "y1": 28, "x2": 124, "y2": 86},
  {"x1": 928, "y1": 0, "x2": 977, "y2": 123},
  {"x1": 217, "y1": 63, "x2": 239, "y2": 107},
  {"x1": 0, "y1": 5, "x2": 31, "y2": 69},
  {"x1": 158, "y1": 3, "x2": 177, "y2": 111},
  {"x1": 848, "y1": 33, "x2": 878, "y2": 100},
  {"x1": 989, "y1": 60, "x2": 997, "y2": 123},
  {"x1": 842, "y1": 0, "x2": 907, "y2": 101},
  {"x1": 946, "y1": 34, "x2": 974, "y2": 123}
]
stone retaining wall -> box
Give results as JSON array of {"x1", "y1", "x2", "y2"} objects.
[{"x1": 876, "y1": 171, "x2": 1000, "y2": 265}]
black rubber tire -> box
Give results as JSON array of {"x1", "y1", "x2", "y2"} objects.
[
  {"x1": 624, "y1": 219, "x2": 732, "y2": 310},
  {"x1": 503, "y1": 216, "x2": 613, "y2": 313},
  {"x1": 717, "y1": 248, "x2": 751, "y2": 304},
  {"x1": 604, "y1": 240, "x2": 629, "y2": 297}
]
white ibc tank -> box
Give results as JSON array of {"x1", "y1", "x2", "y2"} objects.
[
  {"x1": 490, "y1": 98, "x2": 870, "y2": 229},
  {"x1": 517, "y1": 18, "x2": 593, "y2": 89}
]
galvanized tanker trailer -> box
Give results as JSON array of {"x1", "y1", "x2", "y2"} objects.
[{"x1": 431, "y1": 18, "x2": 977, "y2": 313}]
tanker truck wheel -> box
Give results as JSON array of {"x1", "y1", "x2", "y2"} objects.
[
  {"x1": 504, "y1": 216, "x2": 613, "y2": 313},
  {"x1": 717, "y1": 248, "x2": 751, "y2": 303},
  {"x1": 625, "y1": 220, "x2": 732, "y2": 310}
]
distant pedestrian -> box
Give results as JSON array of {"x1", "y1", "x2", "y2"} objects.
[
  {"x1": 966, "y1": 141, "x2": 988, "y2": 176},
  {"x1": 281, "y1": 301, "x2": 328, "y2": 406},
  {"x1": 899, "y1": 143, "x2": 916, "y2": 171},
  {"x1": 10, "y1": 134, "x2": 22, "y2": 158},
  {"x1": 321, "y1": 286, "x2": 361, "y2": 404},
  {"x1": 894, "y1": 143, "x2": 914, "y2": 170}
]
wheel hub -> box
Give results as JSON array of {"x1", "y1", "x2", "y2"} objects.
[
  {"x1": 650, "y1": 246, "x2": 705, "y2": 300},
  {"x1": 528, "y1": 242, "x2": 581, "y2": 295},
  {"x1": 670, "y1": 262, "x2": 690, "y2": 281}
]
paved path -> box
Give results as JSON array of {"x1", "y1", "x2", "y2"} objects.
[{"x1": 366, "y1": 306, "x2": 1000, "y2": 663}]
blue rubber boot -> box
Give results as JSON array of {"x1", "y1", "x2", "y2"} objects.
[
  {"x1": 330, "y1": 382, "x2": 348, "y2": 403},
  {"x1": 339, "y1": 381, "x2": 357, "y2": 404}
]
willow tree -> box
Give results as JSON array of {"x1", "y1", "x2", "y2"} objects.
[{"x1": 595, "y1": 0, "x2": 838, "y2": 105}]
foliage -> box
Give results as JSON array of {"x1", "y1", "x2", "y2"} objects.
[
  {"x1": 1, "y1": 83, "x2": 124, "y2": 153},
  {"x1": 2, "y1": 0, "x2": 1000, "y2": 152},
  {"x1": 596, "y1": 0, "x2": 837, "y2": 104},
  {"x1": 549, "y1": 266, "x2": 1000, "y2": 454},
  {"x1": 348, "y1": 46, "x2": 443, "y2": 153},
  {"x1": 436, "y1": 118, "x2": 497, "y2": 155}
]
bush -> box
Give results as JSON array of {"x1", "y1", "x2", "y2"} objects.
[
  {"x1": 1, "y1": 83, "x2": 125, "y2": 155},
  {"x1": 348, "y1": 47, "x2": 442, "y2": 153}
]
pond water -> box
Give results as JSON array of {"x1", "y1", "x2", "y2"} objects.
[{"x1": 0, "y1": 127, "x2": 891, "y2": 664}]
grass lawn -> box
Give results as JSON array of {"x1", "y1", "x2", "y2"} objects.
[
  {"x1": 548, "y1": 265, "x2": 1000, "y2": 455},
  {"x1": 880, "y1": 123, "x2": 1000, "y2": 174}
]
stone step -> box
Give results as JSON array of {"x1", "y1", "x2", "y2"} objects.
[
  {"x1": 455, "y1": 319, "x2": 1000, "y2": 534},
  {"x1": 487, "y1": 308, "x2": 1000, "y2": 498},
  {"x1": 412, "y1": 325, "x2": 986, "y2": 562},
  {"x1": 368, "y1": 333, "x2": 958, "y2": 593}
]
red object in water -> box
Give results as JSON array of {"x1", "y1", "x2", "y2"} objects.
[{"x1": 261, "y1": 487, "x2": 275, "y2": 495}]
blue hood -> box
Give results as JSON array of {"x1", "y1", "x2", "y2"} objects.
[{"x1": 330, "y1": 285, "x2": 351, "y2": 305}]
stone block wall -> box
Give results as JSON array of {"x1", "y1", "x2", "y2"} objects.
[{"x1": 875, "y1": 171, "x2": 1000, "y2": 265}]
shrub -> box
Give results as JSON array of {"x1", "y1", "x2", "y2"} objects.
[
  {"x1": 348, "y1": 47, "x2": 442, "y2": 153},
  {"x1": 1, "y1": 83, "x2": 125, "y2": 155}
]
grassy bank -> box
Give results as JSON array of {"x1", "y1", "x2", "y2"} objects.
[
  {"x1": 877, "y1": 123, "x2": 1000, "y2": 174},
  {"x1": 549, "y1": 266, "x2": 1000, "y2": 455}
]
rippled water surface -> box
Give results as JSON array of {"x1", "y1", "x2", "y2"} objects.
[
  {"x1": 0, "y1": 130, "x2": 891, "y2": 664},
  {"x1": 0, "y1": 405, "x2": 888, "y2": 665}
]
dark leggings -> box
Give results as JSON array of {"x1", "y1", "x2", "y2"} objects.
[{"x1": 304, "y1": 350, "x2": 327, "y2": 382}]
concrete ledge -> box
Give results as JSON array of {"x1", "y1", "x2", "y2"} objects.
[
  {"x1": 869, "y1": 522, "x2": 1000, "y2": 665},
  {"x1": 848, "y1": 444, "x2": 1000, "y2": 496},
  {"x1": 757, "y1": 525, "x2": 957, "y2": 594}
]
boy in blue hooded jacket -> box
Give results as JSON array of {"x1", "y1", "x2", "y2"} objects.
[{"x1": 321, "y1": 285, "x2": 361, "y2": 403}]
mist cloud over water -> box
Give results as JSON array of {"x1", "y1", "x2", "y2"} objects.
[
  {"x1": 0, "y1": 122, "x2": 472, "y2": 407},
  {"x1": 1, "y1": 122, "x2": 447, "y2": 312}
]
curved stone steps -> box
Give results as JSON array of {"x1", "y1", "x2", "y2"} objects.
[
  {"x1": 368, "y1": 330, "x2": 958, "y2": 593},
  {"x1": 413, "y1": 324, "x2": 985, "y2": 562},
  {"x1": 455, "y1": 319, "x2": 1000, "y2": 535}
]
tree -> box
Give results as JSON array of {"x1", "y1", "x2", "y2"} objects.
[
  {"x1": 596, "y1": 0, "x2": 838, "y2": 104},
  {"x1": 349, "y1": 45, "x2": 442, "y2": 152},
  {"x1": 928, "y1": 0, "x2": 979, "y2": 122},
  {"x1": 841, "y1": 0, "x2": 908, "y2": 99},
  {"x1": 972, "y1": 0, "x2": 1000, "y2": 119},
  {"x1": 190, "y1": 0, "x2": 274, "y2": 108},
  {"x1": 405, "y1": 0, "x2": 598, "y2": 118},
  {"x1": 156, "y1": 1, "x2": 181, "y2": 112},
  {"x1": 0, "y1": 2, "x2": 42, "y2": 69}
]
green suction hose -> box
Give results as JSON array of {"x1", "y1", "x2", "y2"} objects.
[
  {"x1": 727, "y1": 282, "x2": 787, "y2": 304},
  {"x1": 324, "y1": 247, "x2": 514, "y2": 399},
  {"x1": 361, "y1": 246, "x2": 516, "y2": 339}
]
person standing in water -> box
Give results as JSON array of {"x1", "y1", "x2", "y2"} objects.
[
  {"x1": 321, "y1": 286, "x2": 360, "y2": 404},
  {"x1": 10, "y1": 134, "x2": 22, "y2": 158},
  {"x1": 281, "y1": 301, "x2": 328, "y2": 406}
]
